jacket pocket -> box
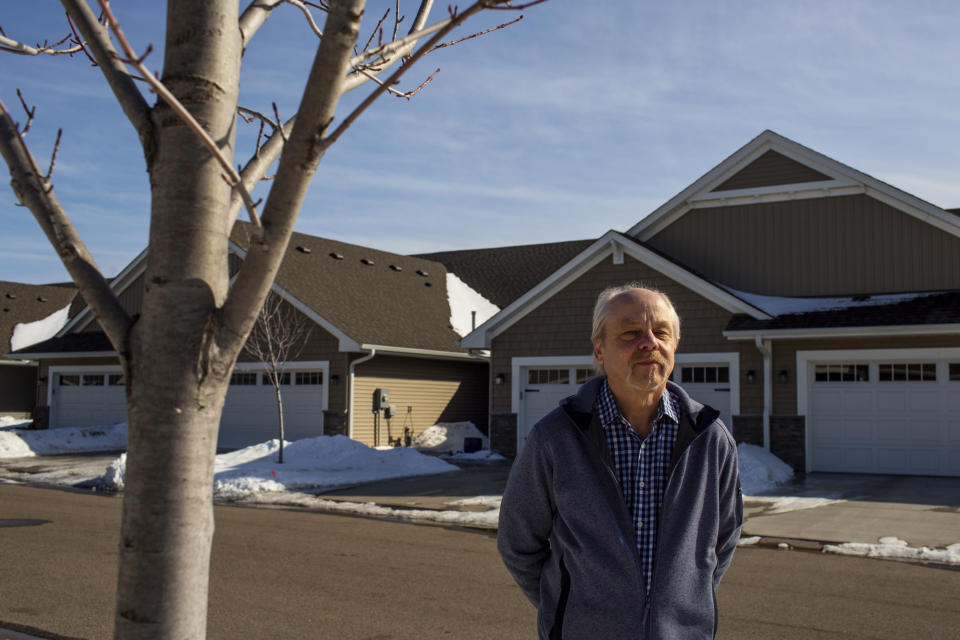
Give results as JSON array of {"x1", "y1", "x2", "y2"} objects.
[{"x1": 548, "y1": 553, "x2": 571, "y2": 640}]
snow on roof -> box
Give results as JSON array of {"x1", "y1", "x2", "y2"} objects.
[
  {"x1": 719, "y1": 286, "x2": 946, "y2": 317},
  {"x1": 446, "y1": 272, "x2": 500, "y2": 337},
  {"x1": 10, "y1": 303, "x2": 71, "y2": 352}
]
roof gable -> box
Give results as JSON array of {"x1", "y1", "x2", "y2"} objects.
[
  {"x1": 628, "y1": 130, "x2": 960, "y2": 242},
  {"x1": 460, "y1": 231, "x2": 770, "y2": 349},
  {"x1": 0, "y1": 281, "x2": 77, "y2": 356}
]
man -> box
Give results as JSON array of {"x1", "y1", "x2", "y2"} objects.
[{"x1": 497, "y1": 284, "x2": 742, "y2": 639}]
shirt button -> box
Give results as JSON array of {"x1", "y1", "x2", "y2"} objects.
[
  {"x1": 637, "y1": 521, "x2": 644, "y2": 529},
  {"x1": 639, "y1": 481, "x2": 645, "y2": 489},
  {"x1": 640, "y1": 443, "x2": 645, "y2": 450}
]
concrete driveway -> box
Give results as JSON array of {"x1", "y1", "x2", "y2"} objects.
[{"x1": 742, "y1": 473, "x2": 960, "y2": 548}]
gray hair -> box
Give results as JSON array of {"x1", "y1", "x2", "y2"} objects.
[{"x1": 591, "y1": 283, "x2": 681, "y2": 345}]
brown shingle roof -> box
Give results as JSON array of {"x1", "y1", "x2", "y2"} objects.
[
  {"x1": 415, "y1": 238, "x2": 596, "y2": 308},
  {"x1": 231, "y1": 223, "x2": 463, "y2": 352},
  {"x1": 0, "y1": 281, "x2": 77, "y2": 355},
  {"x1": 725, "y1": 291, "x2": 960, "y2": 332}
]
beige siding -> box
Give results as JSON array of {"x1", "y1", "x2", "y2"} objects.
[
  {"x1": 352, "y1": 356, "x2": 488, "y2": 447},
  {"x1": 80, "y1": 272, "x2": 146, "y2": 332},
  {"x1": 712, "y1": 150, "x2": 830, "y2": 191},
  {"x1": 491, "y1": 255, "x2": 736, "y2": 412},
  {"x1": 647, "y1": 195, "x2": 960, "y2": 296}
]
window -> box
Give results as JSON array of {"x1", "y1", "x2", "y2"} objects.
[
  {"x1": 680, "y1": 366, "x2": 729, "y2": 384},
  {"x1": 296, "y1": 371, "x2": 323, "y2": 385},
  {"x1": 878, "y1": 363, "x2": 936, "y2": 382},
  {"x1": 814, "y1": 364, "x2": 869, "y2": 383},
  {"x1": 109, "y1": 374, "x2": 125, "y2": 386},
  {"x1": 528, "y1": 368, "x2": 570, "y2": 385},
  {"x1": 950, "y1": 364, "x2": 960, "y2": 381},
  {"x1": 59, "y1": 374, "x2": 80, "y2": 386},
  {"x1": 575, "y1": 368, "x2": 594, "y2": 384},
  {"x1": 230, "y1": 372, "x2": 258, "y2": 385},
  {"x1": 82, "y1": 375, "x2": 105, "y2": 386}
]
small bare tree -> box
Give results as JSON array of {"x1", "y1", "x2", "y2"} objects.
[
  {"x1": 242, "y1": 292, "x2": 311, "y2": 463},
  {"x1": 0, "y1": 1, "x2": 545, "y2": 637}
]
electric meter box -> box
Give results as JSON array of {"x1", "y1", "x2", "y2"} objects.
[{"x1": 373, "y1": 388, "x2": 390, "y2": 411}]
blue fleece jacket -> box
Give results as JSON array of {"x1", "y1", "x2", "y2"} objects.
[{"x1": 497, "y1": 377, "x2": 742, "y2": 639}]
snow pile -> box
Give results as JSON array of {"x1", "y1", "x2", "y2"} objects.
[
  {"x1": 445, "y1": 272, "x2": 499, "y2": 337},
  {"x1": 445, "y1": 449, "x2": 507, "y2": 463},
  {"x1": 823, "y1": 537, "x2": 960, "y2": 566},
  {"x1": 10, "y1": 304, "x2": 71, "y2": 351},
  {"x1": 0, "y1": 422, "x2": 127, "y2": 458},
  {"x1": 721, "y1": 286, "x2": 944, "y2": 317},
  {"x1": 0, "y1": 416, "x2": 32, "y2": 429},
  {"x1": 737, "y1": 443, "x2": 794, "y2": 495},
  {"x1": 98, "y1": 435, "x2": 460, "y2": 497},
  {"x1": 413, "y1": 421, "x2": 488, "y2": 453}
]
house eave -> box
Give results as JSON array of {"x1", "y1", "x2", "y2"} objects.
[
  {"x1": 358, "y1": 344, "x2": 487, "y2": 362},
  {"x1": 723, "y1": 323, "x2": 960, "y2": 340}
]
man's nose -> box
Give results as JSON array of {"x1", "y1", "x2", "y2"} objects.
[{"x1": 636, "y1": 328, "x2": 657, "y2": 349}]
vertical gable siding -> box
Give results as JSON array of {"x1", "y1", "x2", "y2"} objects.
[
  {"x1": 79, "y1": 271, "x2": 147, "y2": 332},
  {"x1": 352, "y1": 356, "x2": 488, "y2": 447},
  {"x1": 647, "y1": 195, "x2": 960, "y2": 296},
  {"x1": 490, "y1": 255, "x2": 737, "y2": 413},
  {"x1": 712, "y1": 150, "x2": 831, "y2": 191}
]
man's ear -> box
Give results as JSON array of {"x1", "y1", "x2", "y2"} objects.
[{"x1": 593, "y1": 339, "x2": 604, "y2": 365}]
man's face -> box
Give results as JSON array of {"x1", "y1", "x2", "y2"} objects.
[{"x1": 593, "y1": 289, "x2": 677, "y2": 395}]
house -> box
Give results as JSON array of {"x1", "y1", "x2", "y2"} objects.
[
  {"x1": 7, "y1": 225, "x2": 491, "y2": 449},
  {"x1": 459, "y1": 130, "x2": 960, "y2": 478},
  {"x1": 0, "y1": 280, "x2": 76, "y2": 419}
]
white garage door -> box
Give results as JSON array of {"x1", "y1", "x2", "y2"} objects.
[
  {"x1": 51, "y1": 364, "x2": 328, "y2": 450},
  {"x1": 51, "y1": 371, "x2": 127, "y2": 428},
  {"x1": 808, "y1": 360, "x2": 960, "y2": 476},
  {"x1": 518, "y1": 365, "x2": 595, "y2": 448},
  {"x1": 672, "y1": 364, "x2": 733, "y2": 430},
  {"x1": 219, "y1": 368, "x2": 327, "y2": 449}
]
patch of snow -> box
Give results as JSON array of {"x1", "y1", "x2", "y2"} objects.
[
  {"x1": 10, "y1": 304, "x2": 71, "y2": 351},
  {"x1": 738, "y1": 443, "x2": 794, "y2": 495},
  {"x1": 443, "y1": 449, "x2": 507, "y2": 464},
  {"x1": 96, "y1": 434, "x2": 460, "y2": 496},
  {"x1": 233, "y1": 491, "x2": 501, "y2": 529},
  {"x1": 446, "y1": 272, "x2": 499, "y2": 337},
  {"x1": 721, "y1": 286, "x2": 945, "y2": 317},
  {"x1": 822, "y1": 538, "x2": 960, "y2": 566},
  {"x1": 737, "y1": 536, "x2": 761, "y2": 547},
  {"x1": 447, "y1": 495, "x2": 501, "y2": 509},
  {"x1": 0, "y1": 416, "x2": 32, "y2": 430},
  {"x1": 748, "y1": 496, "x2": 847, "y2": 515},
  {"x1": 0, "y1": 422, "x2": 127, "y2": 458},
  {"x1": 413, "y1": 422, "x2": 488, "y2": 453}
]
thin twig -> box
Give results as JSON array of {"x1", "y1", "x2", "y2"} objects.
[
  {"x1": 45, "y1": 128, "x2": 63, "y2": 180},
  {"x1": 0, "y1": 33, "x2": 86, "y2": 56},
  {"x1": 430, "y1": 14, "x2": 521, "y2": 51},
  {"x1": 15, "y1": 89, "x2": 35, "y2": 135},
  {"x1": 285, "y1": 0, "x2": 324, "y2": 38},
  {"x1": 392, "y1": 0, "x2": 403, "y2": 42},
  {"x1": 271, "y1": 103, "x2": 288, "y2": 142},
  {"x1": 96, "y1": 0, "x2": 262, "y2": 233},
  {"x1": 65, "y1": 10, "x2": 99, "y2": 65},
  {"x1": 486, "y1": 0, "x2": 548, "y2": 9}
]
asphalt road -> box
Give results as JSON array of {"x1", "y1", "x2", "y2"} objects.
[{"x1": 2, "y1": 484, "x2": 958, "y2": 639}]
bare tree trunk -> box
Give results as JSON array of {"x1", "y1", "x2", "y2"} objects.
[
  {"x1": 275, "y1": 385, "x2": 285, "y2": 463},
  {"x1": 114, "y1": 1, "x2": 241, "y2": 636}
]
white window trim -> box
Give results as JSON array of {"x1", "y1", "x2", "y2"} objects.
[{"x1": 796, "y1": 347, "x2": 960, "y2": 473}]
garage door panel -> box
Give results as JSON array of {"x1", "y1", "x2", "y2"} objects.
[
  {"x1": 875, "y1": 392, "x2": 907, "y2": 412},
  {"x1": 841, "y1": 390, "x2": 873, "y2": 411},
  {"x1": 944, "y1": 389, "x2": 960, "y2": 412},
  {"x1": 907, "y1": 390, "x2": 941, "y2": 412}
]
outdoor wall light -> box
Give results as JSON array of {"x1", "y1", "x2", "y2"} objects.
[
  {"x1": 778, "y1": 369, "x2": 790, "y2": 383},
  {"x1": 745, "y1": 370, "x2": 756, "y2": 383},
  {"x1": 330, "y1": 374, "x2": 340, "y2": 385},
  {"x1": 495, "y1": 373, "x2": 506, "y2": 385}
]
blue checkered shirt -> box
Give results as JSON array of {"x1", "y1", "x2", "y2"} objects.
[{"x1": 596, "y1": 378, "x2": 680, "y2": 594}]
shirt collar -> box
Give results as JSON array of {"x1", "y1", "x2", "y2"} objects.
[{"x1": 597, "y1": 377, "x2": 678, "y2": 431}]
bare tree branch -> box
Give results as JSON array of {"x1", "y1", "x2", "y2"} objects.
[
  {"x1": 239, "y1": 0, "x2": 328, "y2": 48},
  {"x1": 59, "y1": 0, "x2": 154, "y2": 159},
  {"x1": 0, "y1": 100, "x2": 132, "y2": 351},
  {"x1": 219, "y1": 0, "x2": 366, "y2": 355},
  {"x1": 0, "y1": 32, "x2": 85, "y2": 56},
  {"x1": 96, "y1": 0, "x2": 263, "y2": 234}
]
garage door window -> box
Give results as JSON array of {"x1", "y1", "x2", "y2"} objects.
[
  {"x1": 878, "y1": 363, "x2": 936, "y2": 382},
  {"x1": 950, "y1": 364, "x2": 960, "y2": 381},
  {"x1": 109, "y1": 374, "x2": 124, "y2": 386},
  {"x1": 575, "y1": 368, "x2": 594, "y2": 384},
  {"x1": 82, "y1": 375, "x2": 105, "y2": 386},
  {"x1": 814, "y1": 364, "x2": 869, "y2": 382},
  {"x1": 296, "y1": 371, "x2": 323, "y2": 385},
  {"x1": 680, "y1": 366, "x2": 729, "y2": 384},
  {"x1": 230, "y1": 372, "x2": 257, "y2": 385},
  {"x1": 528, "y1": 368, "x2": 570, "y2": 384},
  {"x1": 263, "y1": 373, "x2": 291, "y2": 385},
  {"x1": 59, "y1": 374, "x2": 80, "y2": 386}
]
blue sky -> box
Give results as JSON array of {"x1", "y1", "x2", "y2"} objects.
[{"x1": 2, "y1": 1, "x2": 959, "y2": 284}]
